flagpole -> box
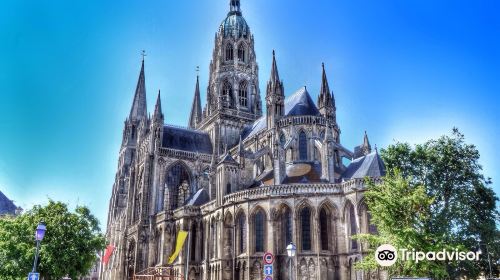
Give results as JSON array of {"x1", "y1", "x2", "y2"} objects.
[{"x1": 185, "y1": 229, "x2": 191, "y2": 280}]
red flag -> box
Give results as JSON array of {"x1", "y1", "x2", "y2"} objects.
[{"x1": 102, "y1": 244, "x2": 115, "y2": 265}]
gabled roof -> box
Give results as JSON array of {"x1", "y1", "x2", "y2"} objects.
[
  {"x1": 0, "y1": 191, "x2": 18, "y2": 215},
  {"x1": 342, "y1": 151, "x2": 386, "y2": 179},
  {"x1": 284, "y1": 87, "x2": 320, "y2": 116},
  {"x1": 162, "y1": 125, "x2": 213, "y2": 154}
]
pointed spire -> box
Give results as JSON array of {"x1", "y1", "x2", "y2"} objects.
[
  {"x1": 153, "y1": 90, "x2": 163, "y2": 121},
  {"x1": 269, "y1": 50, "x2": 280, "y2": 84},
  {"x1": 189, "y1": 74, "x2": 203, "y2": 129},
  {"x1": 319, "y1": 63, "x2": 333, "y2": 108},
  {"x1": 362, "y1": 131, "x2": 372, "y2": 154},
  {"x1": 129, "y1": 58, "x2": 147, "y2": 121}
]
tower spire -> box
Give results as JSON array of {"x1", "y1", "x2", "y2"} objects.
[
  {"x1": 153, "y1": 90, "x2": 163, "y2": 121},
  {"x1": 266, "y1": 50, "x2": 285, "y2": 129},
  {"x1": 318, "y1": 63, "x2": 335, "y2": 121},
  {"x1": 188, "y1": 72, "x2": 202, "y2": 129},
  {"x1": 269, "y1": 50, "x2": 280, "y2": 84},
  {"x1": 129, "y1": 57, "x2": 147, "y2": 121}
]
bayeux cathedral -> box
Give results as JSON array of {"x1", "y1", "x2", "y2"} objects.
[{"x1": 103, "y1": 1, "x2": 386, "y2": 280}]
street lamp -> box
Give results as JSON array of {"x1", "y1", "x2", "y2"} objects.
[
  {"x1": 32, "y1": 221, "x2": 47, "y2": 273},
  {"x1": 286, "y1": 243, "x2": 296, "y2": 280}
]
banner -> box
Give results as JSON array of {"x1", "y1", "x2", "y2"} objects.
[
  {"x1": 167, "y1": 230, "x2": 188, "y2": 264},
  {"x1": 102, "y1": 244, "x2": 115, "y2": 265}
]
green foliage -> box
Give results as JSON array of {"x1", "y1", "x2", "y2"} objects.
[
  {"x1": 356, "y1": 129, "x2": 499, "y2": 279},
  {"x1": 0, "y1": 200, "x2": 106, "y2": 280}
]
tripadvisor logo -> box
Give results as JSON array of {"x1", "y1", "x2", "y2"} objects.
[{"x1": 375, "y1": 244, "x2": 481, "y2": 267}]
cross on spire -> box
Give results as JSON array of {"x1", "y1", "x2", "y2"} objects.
[{"x1": 141, "y1": 50, "x2": 147, "y2": 61}]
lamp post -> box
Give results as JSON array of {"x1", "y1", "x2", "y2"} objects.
[
  {"x1": 32, "y1": 221, "x2": 47, "y2": 273},
  {"x1": 286, "y1": 243, "x2": 296, "y2": 280}
]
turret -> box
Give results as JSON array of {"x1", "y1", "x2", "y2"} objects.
[
  {"x1": 216, "y1": 151, "x2": 239, "y2": 206},
  {"x1": 188, "y1": 75, "x2": 202, "y2": 129},
  {"x1": 151, "y1": 90, "x2": 164, "y2": 151},
  {"x1": 266, "y1": 50, "x2": 285, "y2": 129},
  {"x1": 354, "y1": 131, "x2": 372, "y2": 159},
  {"x1": 317, "y1": 63, "x2": 336, "y2": 122}
]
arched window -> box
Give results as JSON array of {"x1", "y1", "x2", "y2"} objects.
[
  {"x1": 226, "y1": 44, "x2": 234, "y2": 61},
  {"x1": 368, "y1": 212, "x2": 377, "y2": 234},
  {"x1": 320, "y1": 130, "x2": 325, "y2": 141},
  {"x1": 349, "y1": 204, "x2": 358, "y2": 250},
  {"x1": 190, "y1": 224, "x2": 197, "y2": 261},
  {"x1": 166, "y1": 163, "x2": 190, "y2": 210},
  {"x1": 238, "y1": 81, "x2": 248, "y2": 107},
  {"x1": 279, "y1": 133, "x2": 286, "y2": 148},
  {"x1": 320, "y1": 209, "x2": 329, "y2": 250},
  {"x1": 222, "y1": 81, "x2": 234, "y2": 108},
  {"x1": 299, "y1": 131, "x2": 308, "y2": 160},
  {"x1": 226, "y1": 183, "x2": 232, "y2": 195},
  {"x1": 237, "y1": 214, "x2": 247, "y2": 254},
  {"x1": 254, "y1": 210, "x2": 265, "y2": 253},
  {"x1": 238, "y1": 44, "x2": 246, "y2": 62},
  {"x1": 281, "y1": 208, "x2": 292, "y2": 252},
  {"x1": 301, "y1": 207, "x2": 311, "y2": 251},
  {"x1": 210, "y1": 221, "x2": 216, "y2": 258}
]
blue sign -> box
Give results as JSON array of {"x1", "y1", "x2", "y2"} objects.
[
  {"x1": 264, "y1": 264, "x2": 273, "y2": 276},
  {"x1": 27, "y1": 273, "x2": 40, "y2": 280}
]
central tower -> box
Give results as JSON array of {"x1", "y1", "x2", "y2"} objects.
[{"x1": 197, "y1": 0, "x2": 262, "y2": 156}]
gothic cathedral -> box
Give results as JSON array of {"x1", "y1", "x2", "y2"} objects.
[{"x1": 103, "y1": 1, "x2": 385, "y2": 279}]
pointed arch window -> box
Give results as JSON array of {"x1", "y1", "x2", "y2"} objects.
[
  {"x1": 349, "y1": 204, "x2": 358, "y2": 250},
  {"x1": 226, "y1": 44, "x2": 234, "y2": 61},
  {"x1": 223, "y1": 81, "x2": 235, "y2": 108},
  {"x1": 238, "y1": 81, "x2": 248, "y2": 107},
  {"x1": 190, "y1": 223, "x2": 197, "y2": 261},
  {"x1": 226, "y1": 183, "x2": 232, "y2": 195},
  {"x1": 320, "y1": 209, "x2": 329, "y2": 250},
  {"x1": 237, "y1": 214, "x2": 247, "y2": 254},
  {"x1": 254, "y1": 210, "x2": 265, "y2": 253},
  {"x1": 300, "y1": 207, "x2": 311, "y2": 251},
  {"x1": 281, "y1": 208, "x2": 292, "y2": 252},
  {"x1": 238, "y1": 44, "x2": 246, "y2": 62},
  {"x1": 166, "y1": 163, "x2": 190, "y2": 210},
  {"x1": 299, "y1": 131, "x2": 308, "y2": 160}
]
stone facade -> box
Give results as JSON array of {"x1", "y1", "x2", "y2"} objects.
[{"x1": 102, "y1": 1, "x2": 386, "y2": 279}]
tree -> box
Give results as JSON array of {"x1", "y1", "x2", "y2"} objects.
[
  {"x1": 0, "y1": 200, "x2": 106, "y2": 280},
  {"x1": 355, "y1": 171, "x2": 449, "y2": 278},
  {"x1": 357, "y1": 129, "x2": 499, "y2": 278}
]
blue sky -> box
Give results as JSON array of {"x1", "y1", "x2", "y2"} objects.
[{"x1": 0, "y1": 0, "x2": 498, "y2": 227}]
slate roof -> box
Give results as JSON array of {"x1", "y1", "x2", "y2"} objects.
[
  {"x1": 342, "y1": 151, "x2": 386, "y2": 179},
  {"x1": 242, "y1": 87, "x2": 320, "y2": 140},
  {"x1": 186, "y1": 188, "x2": 210, "y2": 206},
  {"x1": 0, "y1": 191, "x2": 18, "y2": 216},
  {"x1": 162, "y1": 125, "x2": 213, "y2": 154},
  {"x1": 284, "y1": 87, "x2": 321, "y2": 116}
]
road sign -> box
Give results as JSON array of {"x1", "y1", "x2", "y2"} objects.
[
  {"x1": 264, "y1": 264, "x2": 273, "y2": 276},
  {"x1": 263, "y1": 252, "x2": 274, "y2": 264},
  {"x1": 27, "y1": 273, "x2": 40, "y2": 280},
  {"x1": 265, "y1": 276, "x2": 273, "y2": 280}
]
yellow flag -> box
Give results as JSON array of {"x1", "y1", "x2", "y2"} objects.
[{"x1": 167, "y1": 230, "x2": 188, "y2": 264}]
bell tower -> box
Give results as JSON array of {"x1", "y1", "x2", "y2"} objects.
[{"x1": 199, "y1": 0, "x2": 262, "y2": 156}]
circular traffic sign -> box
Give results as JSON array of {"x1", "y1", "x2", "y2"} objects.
[
  {"x1": 265, "y1": 276, "x2": 272, "y2": 280},
  {"x1": 263, "y1": 252, "x2": 274, "y2": 264}
]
